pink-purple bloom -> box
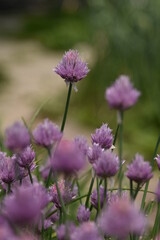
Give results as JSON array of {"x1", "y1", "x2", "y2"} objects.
[
  {"x1": 99, "y1": 198, "x2": 146, "y2": 239},
  {"x1": 0, "y1": 153, "x2": 16, "y2": 184},
  {"x1": 74, "y1": 136, "x2": 88, "y2": 156},
  {"x1": 91, "y1": 186, "x2": 108, "y2": 209},
  {"x1": 91, "y1": 124, "x2": 113, "y2": 149},
  {"x1": 87, "y1": 143, "x2": 103, "y2": 164},
  {"x1": 71, "y1": 222, "x2": 102, "y2": 240},
  {"x1": 5, "y1": 122, "x2": 30, "y2": 152},
  {"x1": 49, "y1": 180, "x2": 77, "y2": 208},
  {"x1": 126, "y1": 154, "x2": 153, "y2": 184},
  {"x1": 55, "y1": 49, "x2": 89, "y2": 84},
  {"x1": 51, "y1": 140, "x2": 86, "y2": 174},
  {"x1": 33, "y1": 119, "x2": 62, "y2": 148},
  {"x1": 17, "y1": 146, "x2": 35, "y2": 168},
  {"x1": 93, "y1": 150, "x2": 119, "y2": 178},
  {"x1": 155, "y1": 154, "x2": 160, "y2": 170},
  {"x1": 4, "y1": 183, "x2": 49, "y2": 226},
  {"x1": 105, "y1": 75, "x2": 141, "y2": 111},
  {"x1": 77, "y1": 205, "x2": 90, "y2": 223}
]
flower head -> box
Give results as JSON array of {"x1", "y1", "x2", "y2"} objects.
[
  {"x1": 77, "y1": 205, "x2": 90, "y2": 223},
  {"x1": 91, "y1": 186, "x2": 108, "y2": 209},
  {"x1": 17, "y1": 146, "x2": 35, "y2": 168},
  {"x1": 91, "y1": 124, "x2": 113, "y2": 149},
  {"x1": 93, "y1": 151, "x2": 119, "y2": 178},
  {"x1": 0, "y1": 153, "x2": 16, "y2": 184},
  {"x1": 55, "y1": 50, "x2": 89, "y2": 84},
  {"x1": 155, "y1": 154, "x2": 160, "y2": 170},
  {"x1": 57, "y1": 223, "x2": 75, "y2": 240},
  {"x1": 126, "y1": 154, "x2": 153, "y2": 184},
  {"x1": 5, "y1": 122, "x2": 30, "y2": 152},
  {"x1": 51, "y1": 140, "x2": 86, "y2": 174},
  {"x1": 99, "y1": 198, "x2": 146, "y2": 239},
  {"x1": 33, "y1": 119, "x2": 62, "y2": 148},
  {"x1": 49, "y1": 180, "x2": 77, "y2": 208},
  {"x1": 74, "y1": 136, "x2": 88, "y2": 156},
  {"x1": 71, "y1": 222, "x2": 102, "y2": 240},
  {"x1": 4, "y1": 183, "x2": 49, "y2": 226},
  {"x1": 87, "y1": 143, "x2": 103, "y2": 164},
  {"x1": 105, "y1": 75, "x2": 141, "y2": 111}
]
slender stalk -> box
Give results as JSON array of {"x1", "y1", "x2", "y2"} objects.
[
  {"x1": 130, "y1": 180, "x2": 133, "y2": 200},
  {"x1": 141, "y1": 134, "x2": 160, "y2": 209},
  {"x1": 104, "y1": 178, "x2": 107, "y2": 208},
  {"x1": 46, "y1": 169, "x2": 52, "y2": 188},
  {"x1": 7, "y1": 183, "x2": 11, "y2": 193},
  {"x1": 97, "y1": 177, "x2": 101, "y2": 215},
  {"x1": 76, "y1": 179, "x2": 82, "y2": 204},
  {"x1": 85, "y1": 173, "x2": 96, "y2": 208},
  {"x1": 27, "y1": 167, "x2": 33, "y2": 184},
  {"x1": 54, "y1": 172, "x2": 67, "y2": 219},
  {"x1": 59, "y1": 209, "x2": 63, "y2": 225},
  {"x1": 151, "y1": 203, "x2": 160, "y2": 238},
  {"x1": 113, "y1": 124, "x2": 120, "y2": 146},
  {"x1": 61, "y1": 83, "x2": 72, "y2": 132},
  {"x1": 133, "y1": 183, "x2": 140, "y2": 200},
  {"x1": 118, "y1": 111, "x2": 123, "y2": 195}
]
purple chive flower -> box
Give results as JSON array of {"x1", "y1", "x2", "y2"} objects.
[
  {"x1": 51, "y1": 140, "x2": 86, "y2": 174},
  {"x1": 0, "y1": 153, "x2": 16, "y2": 184},
  {"x1": 49, "y1": 180, "x2": 77, "y2": 208},
  {"x1": 99, "y1": 198, "x2": 146, "y2": 239},
  {"x1": 54, "y1": 49, "x2": 89, "y2": 84},
  {"x1": 155, "y1": 154, "x2": 160, "y2": 170},
  {"x1": 33, "y1": 119, "x2": 62, "y2": 148},
  {"x1": 74, "y1": 136, "x2": 89, "y2": 156},
  {"x1": 87, "y1": 143, "x2": 103, "y2": 164},
  {"x1": 39, "y1": 160, "x2": 51, "y2": 180},
  {"x1": 91, "y1": 124, "x2": 113, "y2": 149},
  {"x1": 4, "y1": 183, "x2": 49, "y2": 226},
  {"x1": 77, "y1": 205, "x2": 90, "y2": 223},
  {"x1": 0, "y1": 216, "x2": 17, "y2": 240},
  {"x1": 57, "y1": 223, "x2": 76, "y2": 240},
  {"x1": 5, "y1": 122, "x2": 30, "y2": 152},
  {"x1": 17, "y1": 146, "x2": 35, "y2": 168},
  {"x1": 93, "y1": 151, "x2": 119, "y2": 178},
  {"x1": 155, "y1": 181, "x2": 160, "y2": 202},
  {"x1": 71, "y1": 222, "x2": 102, "y2": 240},
  {"x1": 126, "y1": 154, "x2": 153, "y2": 184},
  {"x1": 105, "y1": 75, "x2": 141, "y2": 111},
  {"x1": 91, "y1": 186, "x2": 108, "y2": 209}
]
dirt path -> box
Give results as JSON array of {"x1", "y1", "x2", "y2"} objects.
[{"x1": 0, "y1": 39, "x2": 90, "y2": 138}]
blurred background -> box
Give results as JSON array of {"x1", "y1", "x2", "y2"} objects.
[{"x1": 0, "y1": 0, "x2": 160, "y2": 160}]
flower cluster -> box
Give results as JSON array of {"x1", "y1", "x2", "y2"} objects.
[{"x1": 0, "y1": 49, "x2": 159, "y2": 240}]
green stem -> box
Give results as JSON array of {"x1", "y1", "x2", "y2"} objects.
[
  {"x1": 61, "y1": 83, "x2": 72, "y2": 132},
  {"x1": 113, "y1": 124, "x2": 120, "y2": 146},
  {"x1": 76, "y1": 179, "x2": 82, "y2": 204},
  {"x1": 104, "y1": 178, "x2": 107, "y2": 208},
  {"x1": 7, "y1": 183, "x2": 11, "y2": 193},
  {"x1": 151, "y1": 203, "x2": 160, "y2": 238},
  {"x1": 133, "y1": 183, "x2": 140, "y2": 200},
  {"x1": 54, "y1": 172, "x2": 67, "y2": 219},
  {"x1": 97, "y1": 177, "x2": 101, "y2": 215},
  {"x1": 130, "y1": 180, "x2": 133, "y2": 200},
  {"x1": 141, "y1": 134, "x2": 160, "y2": 209},
  {"x1": 59, "y1": 209, "x2": 63, "y2": 225},
  {"x1": 27, "y1": 167, "x2": 33, "y2": 184},
  {"x1": 118, "y1": 111, "x2": 123, "y2": 195},
  {"x1": 85, "y1": 173, "x2": 96, "y2": 208},
  {"x1": 46, "y1": 169, "x2": 52, "y2": 188}
]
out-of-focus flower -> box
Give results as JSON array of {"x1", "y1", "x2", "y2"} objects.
[
  {"x1": 91, "y1": 124, "x2": 113, "y2": 149},
  {"x1": 0, "y1": 153, "x2": 16, "y2": 184},
  {"x1": 91, "y1": 186, "x2": 108, "y2": 209},
  {"x1": 155, "y1": 154, "x2": 160, "y2": 170},
  {"x1": 49, "y1": 180, "x2": 77, "y2": 208},
  {"x1": 155, "y1": 181, "x2": 160, "y2": 202},
  {"x1": 57, "y1": 223, "x2": 75, "y2": 240},
  {"x1": 33, "y1": 119, "x2": 62, "y2": 148},
  {"x1": 74, "y1": 136, "x2": 88, "y2": 156},
  {"x1": 4, "y1": 183, "x2": 49, "y2": 225},
  {"x1": 0, "y1": 216, "x2": 18, "y2": 240},
  {"x1": 99, "y1": 198, "x2": 146, "y2": 239},
  {"x1": 5, "y1": 122, "x2": 30, "y2": 152},
  {"x1": 54, "y1": 50, "x2": 89, "y2": 85},
  {"x1": 126, "y1": 154, "x2": 153, "y2": 184},
  {"x1": 51, "y1": 140, "x2": 86, "y2": 174},
  {"x1": 93, "y1": 151, "x2": 119, "y2": 178},
  {"x1": 105, "y1": 75, "x2": 141, "y2": 111},
  {"x1": 87, "y1": 143, "x2": 103, "y2": 164},
  {"x1": 71, "y1": 222, "x2": 102, "y2": 240},
  {"x1": 39, "y1": 160, "x2": 51, "y2": 180},
  {"x1": 17, "y1": 146, "x2": 35, "y2": 168},
  {"x1": 77, "y1": 205, "x2": 90, "y2": 223}
]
